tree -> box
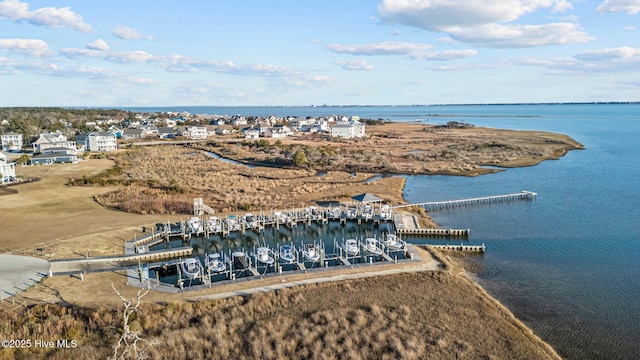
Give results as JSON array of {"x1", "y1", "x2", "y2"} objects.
[
  {"x1": 15, "y1": 154, "x2": 30, "y2": 165},
  {"x1": 111, "y1": 283, "x2": 158, "y2": 360},
  {"x1": 293, "y1": 150, "x2": 307, "y2": 167}
]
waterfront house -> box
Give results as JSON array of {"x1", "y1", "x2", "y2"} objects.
[
  {"x1": 177, "y1": 125, "x2": 207, "y2": 139},
  {"x1": 265, "y1": 125, "x2": 293, "y2": 138},
  {"x1": 30, "y1": 147, "x2": 78, "y2": 165},
  {"x1": 0, "y1": 152, "x2": 16, "y2": 183},
  {"x1": 1, "y1": 132, "x2": 23, "y2": 151},
  {"x1": 242, "y1": 127, "x2": 260, "y2": 139},
  {"x1": 157, "y1": 127, "x2": 176, "y2": 139},
  {"x1": 76, "y1": 131, "x2": 118, "y2": 152},
  {"x1": 122, "y1": 128, "x2": 146, "y2": 140},
  {"x1": 330, "y1": 119, "x2": 366, "y2": 139},
  {"x1": 215, "y1": 125, "x2": 235, "y2": 136},
  {"x1": 32, "y1": 132, "x2": 76, "y2": 153}
]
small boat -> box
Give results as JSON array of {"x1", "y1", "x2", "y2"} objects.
[
  {"x1": 206, "y1": 216, "x2": 222, "y2": 233},
  {"x1": 365, "y1": 238, "x2": 383, "y2": 256},
  {"x1": 344, "y1": 239, "x2": 359, "y2": 256},
  {"x1": 361, "y1": 205, "x2": 373, "y2": 220},
  {"x1": 242, "y1": 213, "x2": 258, "y2": 229},
  {"x1": 304, "y1": 243, "x2": 321, "y2": 262},
  {"x1": 206, "y1": 253, "x2": 226, "y2": 273},
  {"x1": 347, "y1": 208, "x2": 357, "y2": 219},
  {"x1": 279, "y1": 244, "x2": 296, "y2": 263},
  {"x1": 256, "y1": 247, "x2": 274, "y2": 265},
  {"x1": 379, "y1": 204, "x2": 393, "y2": 221},
  {"x1": 329, "y1": 207, "x2": 341, "y2": 219},
  {"x1": 232, "y1": 251, "x2": 250, "y2": 269},
  {"x1": 180, "y1": 258, "x2": 201, "y2": 279},
  {"x1": 187, "y1": 216, "x2": 203, "y2": 235},
  {"x1": 383, "y1": 233, "x2": 405, "y2": 251}
]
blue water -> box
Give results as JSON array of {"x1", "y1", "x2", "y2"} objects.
[{"x1": 135, "y1": 103, "x2": 639, "y2": 359}]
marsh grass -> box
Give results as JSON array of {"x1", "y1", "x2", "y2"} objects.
[{"x1": 0, "y1": 271, "x2": 560, "y2": 360}]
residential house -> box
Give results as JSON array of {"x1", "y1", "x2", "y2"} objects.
[
  {"x1": 205, "y1": 125, "x2": 218, "y2": 137},
  {"x1": 289, "y1": 117, "x2": 310, "y2": 130},
  {"x1": 242, "y1": 127, "x2": 260, "y2": 139},
  {"x1": 215, "y1": 125, "x2": 235, "y2": 136},
  {"x1": 177, "y1": 125, "x2": 207, "y2": 139},
  {"x1": 232, "y1": 116, "x2": 248, "y2": 126},
  {"x1": 122, "y1": 128, "x2": 146, "y2": 140},
  {"x1": 0, "y1": 152, "x2": 16, "y2": 183},
  {"x1": 142, "y1": 125, "x2": 159, "y2": 137},
  {"x1": 30, "y1": 147, "x2": 78, "y2": 165},
  {"x1": 265, "y1": 125, "x2": 293, "y2": 138},
  {"x1": 32, "y1": 132, "x2": 76, "y2": 153},
  {"x1": 76, "y1": 131, "x2": 118, "y2": 152},
  {"x1": 1, "y1": 132, "x2": 22, "y2": 151},
  {"x1": 157, "y1": 127, "x2": 176, "y2": 139},
  {"x1": 330, "y1": 120, "x2": 366, "y2": 139},
  {"x1": 108, "y1": 125, "x2": 124, "y2": 138}
]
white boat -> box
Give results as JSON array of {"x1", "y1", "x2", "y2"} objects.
[
  {"x1": 362, "y1": 205, "x2": 373, "y2": 220},
  {"x1": 187, "y1": 216, "x2": 203, "y2": 235},
  {"x1": 180, "y1": 258, "x2": 201, "y2": 279},
  {"x1": 279, "y1": 244, "x2": 296, "y2": 263},
  {"x1": 383, "y1": 233, "x2": 405, "y2": 251},
  {"x1": 206, "y1": 216, "x2": 222, "y2": 233},
  {"x1": 232, "y1": 251, "x2": 250, "y2": 269},
  {"x1": 329, "y1": 207, "x2": 341, "y2": 219},
  {"x1": 303, "y1": 243, "x2": 321, "y2": 262},
  {"x1": 242, "y1": 213, "x2": 258, "y2": 229},
  {"x1": 256, "y1": 247, "x2": 275, "y2": 265},
  {"x1": 344, "y1": 239, "x2": 359, "y2": 256},
  {"x1": 206, "y1": 253, "x2": 226, "y2": 273},
  {"x1": 365, "y1": 238, "x2": 383, "y2": 256},
  {"x1": 379, "y1": 204, "x2": 393, "y2": 221},
  {"x1": 347, "y1": 208, "x2": 358, "y2": 219}
]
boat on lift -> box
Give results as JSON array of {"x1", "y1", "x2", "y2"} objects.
[
  {"x1": 256, "y1": 247, "x2": 275, "y2": 265},
  {"x1": 303, "y1": 243, "x2": 321, "y2": 262},
  {"x1": 206, "y1": 253, "x2": 226, "y2": 273},
  {"x1": 344, "y1": 239, "x2": 359, "y2": 256},
  {"x1": 180, "y1": 257, "x2": 201, "y2": 279},
  {"x1": 383, "y1": 233, "x2": 405, "y2": 251},
  {"x1": 279, "y1": 244, "x2": 296, "y2": 263},
  {"x1": 365, "y1": 238, "x2": 383, "y2": 256}
]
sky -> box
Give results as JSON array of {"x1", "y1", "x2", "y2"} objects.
[{"x1": 1, "y1": 0, "x2": 639, "y2": 106}]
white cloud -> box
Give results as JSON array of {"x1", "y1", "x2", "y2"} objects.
[
  {"x1": 333, "y1": 59, "x2": 374, "y2": 70},
  {"x1": 86, "y1": 39, "x2": 109, "y2": 51},
  {"x1": 112, "y1": 25, "x2": 154, "y2": 40},
  {"x1": 410, "y1": 49, "x2": 477, "y2": 60},
  {"x1": 0, "y1": 0, "x2": 92, "y2": 32},
  {"x1": 625, "y1": 25, "x2": 638, "y2": 31},
  {"x1": 376, "y1": 0, "x2": 590, "y2": 48},
  {"x1": 575, "y1": 47, "x2": 640, "y2": 62},
  {"x1": 448, "y1": 23, "x2": 593, "y2": 48},
  {"x1": 62, "y1": 48, "x2": 155, "y2": 63},
  {"x1": 0, "y1": 38, "x2": 52, "y2": 57},
  {"x1": 597, "y1": 0, "x2": 640, "y2": 15},
  {"x1": 327, "y1": 41, "x2": 432, "y2": 55}
]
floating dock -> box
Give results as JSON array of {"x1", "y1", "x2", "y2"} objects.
[{"x1": 428, "y1": 243, "x2": 486, "y2": 253}]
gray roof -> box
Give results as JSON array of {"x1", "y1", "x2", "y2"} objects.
[{"x1": 352, "y1": 193, "x2": 383, "y2": 203}]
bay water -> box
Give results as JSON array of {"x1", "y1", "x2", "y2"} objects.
[{"x1": 134, "y1": 103, "x2": 639, "y2": 359}]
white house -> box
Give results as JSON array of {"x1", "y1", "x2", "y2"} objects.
[
  {"x1": 178, "y1": 125, "x2": 207, "y2": 139},
  {"x1": 330, "y1": 120, "x2": 366, "y2": 139},
  {"x1": 0, "y1": 152, "x2": 16, "y2": 183},
  {"x1": 32, "y1": 132, "x2": 76, "y2": 153},
  {"x1": 265, "y1": 125, "x2": 293, "y2": 138},
  {"x1": 1, "y1": 132, "x2": 22, "y2": 151},
  {"x1": 76, "y1": 131, "x2": 118, "y2": 152}
]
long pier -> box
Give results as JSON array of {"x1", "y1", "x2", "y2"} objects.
[
  {"x1": 428, "y1": 244, "x2": 486, "y2": 253},
  {"x1": 397, "y1": 228, "x2": 470, "y2": 236},
  {"x1": 393, "y1": 191, "x2": 536, "y2": 211}
]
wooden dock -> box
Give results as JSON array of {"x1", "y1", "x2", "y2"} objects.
[
  {"x1": 428, "y1": 244, "x2": 486, "y2": 253},
  {"x1": 397, "y1": 228, "x2": 470, "y2": 236},
  {"x1": 393, "y1": 191, "x2": 536, "y2": 211}
]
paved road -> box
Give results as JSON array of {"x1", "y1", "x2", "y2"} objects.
[
  {"x1": 0, "y1": 254, "x2": 50, "y2": 300},
  {"x1": 192, "y1": 257, "x2": 441, "y2": 301}
]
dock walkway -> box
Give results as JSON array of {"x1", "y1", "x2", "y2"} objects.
[{"x1": 394, "y1": 191, "x2": 536, "y2": 211}]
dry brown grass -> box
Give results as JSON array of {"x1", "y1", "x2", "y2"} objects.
[
  {"x1": 0, "y1": 267, "x2": 561, "y2": 360},
  {"x1": 90, "y1": 146, "x2": 406, "y2": 215},
  {"x1": 210, "y1": 123, "x2": 583, "y2": 176}
]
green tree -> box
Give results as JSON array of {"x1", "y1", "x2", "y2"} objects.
[{"x1": 293, "y1": 150, "x2": 307, "y2": 167}]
